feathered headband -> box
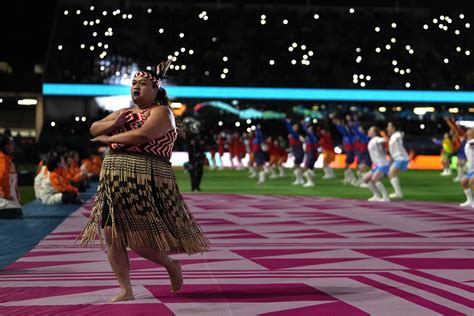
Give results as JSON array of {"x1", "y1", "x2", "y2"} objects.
[{"x1": 134, "y1": 58, "x2": 173, "y2": 86}]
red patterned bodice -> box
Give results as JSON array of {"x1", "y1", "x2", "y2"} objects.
[{"x1": 109, "y1": 109, "x2": 177, "y2": 159}]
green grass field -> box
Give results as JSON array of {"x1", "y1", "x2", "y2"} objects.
[
  {"x1": 17, "y1": 168, "x2": 463, "y2": 206},
  {"x1": 18, "y1": 186, "x2": 36, "y2": 206},
  {"x1": 174, "y1": 168, "x2": 464, "y2": 204}
]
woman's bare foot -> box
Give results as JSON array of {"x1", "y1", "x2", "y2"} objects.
[
  {"x1": 107, "y1": 291, "x2": 135, "y2": 303},
  {"x1": 168, "y1": 260, "x2": 183, "y2": 293}
]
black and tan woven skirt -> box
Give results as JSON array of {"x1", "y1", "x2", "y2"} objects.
[{"x1": 79, "y1": 151, "x2": 209, "y2": 255}]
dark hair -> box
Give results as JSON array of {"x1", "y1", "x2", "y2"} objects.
[
  {"x1": 45, "y1": 151, "x2": 60, "y2": 172},
  {"x1": 143, "y1": 69, "x2": 161, "y2": 80},
  {"x1": 156, "y1": 87, "x2": 170, "y2": 106},
  {"x1": 0, "y1": 135, "x2": 13, "y2": 154},
  {"x1": 388, "y1": 121, "x2": 400, "y2": 131},
  {"x1": 371, "y1": 126, "x2": 381, "y2": 136}
]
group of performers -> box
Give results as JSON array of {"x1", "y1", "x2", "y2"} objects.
[
  {"x1": 206, "y1": 115, "x2": 474, "y2": 207},
  {"x1": 0, "y1": 139, "x2": 102, "y2": 218},
  {"x1": 331, "y1": 117, "x2": 410, "y2": 201},
  {"x1": 206, "y1": 115, "x2": 412, "y2": 202},
  {"x1": 33, "y1": 150, "x2": 102, "y2": 205}
]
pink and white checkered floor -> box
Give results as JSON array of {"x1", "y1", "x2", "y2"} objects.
[{"x1": 1, "y1": 193, "x2": 473, "y2": 315}]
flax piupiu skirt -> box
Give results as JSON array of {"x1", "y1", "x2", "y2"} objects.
[{"x1": 79, "y1": 151, "x2": 210, "y2": 255}]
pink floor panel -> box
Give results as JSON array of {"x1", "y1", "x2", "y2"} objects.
[{"x1": 1, "y1": 194, "x2": 473, "y2": 315}]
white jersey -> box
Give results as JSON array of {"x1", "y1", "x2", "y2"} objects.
[
  {"x1": 389, "y1": 131, "x2": 409, "y2": 161},
  {"x1": 368, "y1": 136, "x2": 389, "y2": 166},
  {"x1": 34, "y1": 165, "x2": 48, "y2": 199},
  {"x1": 9, "y1": 161, "x2": 19, "y2": 204},
  {"x1": 34, "y1": 166, "x2": 62, "y2": 205},
  {"x1": 465, "y1": 140, "x2": 474, "y2": 172}
]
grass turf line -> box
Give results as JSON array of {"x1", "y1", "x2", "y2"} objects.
[
  {"x1": 175, "y1": 168, "x2": 464, "y2": 204},
  {"x1": 17, "y1": 169, "x2": 464, "y2": 205}
]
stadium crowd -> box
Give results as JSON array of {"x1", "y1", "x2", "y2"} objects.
[{"x1": 47, "y1": 4, "x2": 473, "y2": 90}]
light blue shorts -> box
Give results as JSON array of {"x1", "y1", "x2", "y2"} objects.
[
  {"x1": 371, "y1": 165, "x2": 390, "y2": 176},
  {"x1": 463, "y1": 171, "x2": 474, "y2": 179},
  {"x1": 392, "y1": 159, "x2": 409, "y2": 172}
]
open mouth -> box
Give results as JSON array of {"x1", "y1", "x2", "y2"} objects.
[{"x1": 133, "y1": 91, "x2": 140, "y2": 97}]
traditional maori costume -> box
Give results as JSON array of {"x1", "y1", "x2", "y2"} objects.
[{"x1": 80, "y1": 60, "x2": 209, "y2": 255}]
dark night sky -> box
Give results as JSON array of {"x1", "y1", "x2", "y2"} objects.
[
  {"x1": 0, "y1": 2, "x2": 57, "y2": 75},
  {"x1": 0, "y1": 0, "x2": 460, "y2": 79}
]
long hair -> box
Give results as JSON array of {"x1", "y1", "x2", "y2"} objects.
[
  {"x1": 143, "y1": 72, "x2": 182, "y2": 136},
  {"x1": 45, "y1": 151, "x2": 60, "y2": 172},
  {"x1": 155, "y1": 86, "x2": 170, "y2": 106}
]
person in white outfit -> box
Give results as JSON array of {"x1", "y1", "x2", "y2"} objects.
[
  {"x1": 34, "y1": 164, "x2": 48, "y2": 200},
  {"x1": 459, "y1": 128, "x2": 474, "y2": 207},
  {"x1": 284, "y1": 119, "x2": 305, "y2": 185},
  {"x1": 387, "y1": 122, "x2": 410, "y2": 199},
  {"x1": 362, "y1": 126, "x2": 391, "y2": 202},
  {"x1": 35, "y1": 152, "x2": 82, "y2": 205}
]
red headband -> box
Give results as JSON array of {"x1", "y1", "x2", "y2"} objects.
[{"x1": 134, "y1": 71, "x2": 160, "y2": 86}]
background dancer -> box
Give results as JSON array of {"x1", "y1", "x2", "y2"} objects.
[
  {"x1": 459, "y1": 128, "x2": 474, "y2": 207},
  {"x1": 386, "y1": 122, "x2": 410, "y2": 199},
  {"x1": 245, "y1": 131, "x2": 256, "y2": 178},
  {"x1": 300, "y1": 119, "x2": 319, "y2": 187},
  {"x1": 333, "y1": 117, "x2": 357, "y2": 185},
  {"x1": 445, "y1": 117, "x2": 466, "y2": 182},
  {"x1": 275, "y1": 137, "x2": 289, "y2": 178},
  {"x1": 234, "y1": 132, "x2": 246, "y2": 170},
  {"x1": 363, "y1": 126, "x2": 391, "y2": 202},
  {"x1": 318, "y1": 127, "x2": 336, "y2": 179},
  {"x1": 350, "y1": 121, "x2": 371, "y2": 187},
  {"x1": 284, "y1": 118, "x2": 305, "y2": 185},
  {"x1": 252, "y1": 125, "x2": 267, "y2": 184},
  {"x1": 433, "y1": 133, "x2": 454, "y2": 176},
  {"x1": 266, "y1": 136, "x2": 279, "y2": 179}
]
